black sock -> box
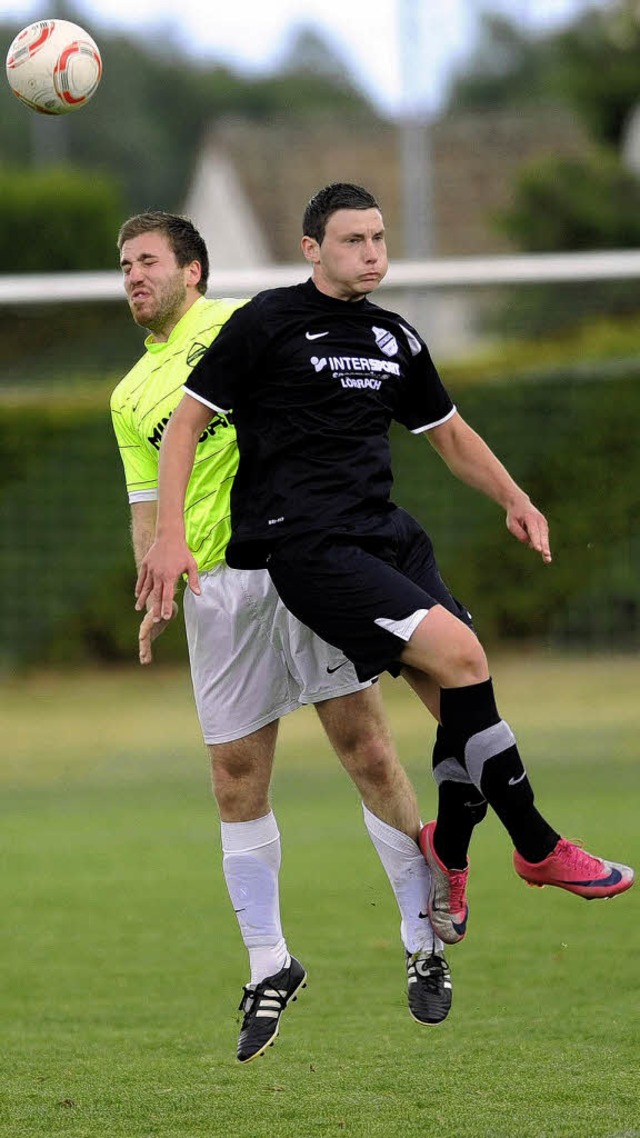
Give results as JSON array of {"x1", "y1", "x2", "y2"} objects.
[
  {"x1": 439, "y1": 680, "x2": 560, "y2": 863},
  {"x1": 479, "y1": 749, "x2": 559, "y2": 862},
  {"x1": 432, "y1": 724, "x2": 488, "y2": 869},
  {"x1": 434, "y1": 781, "x2": 488, "y2": 869}
]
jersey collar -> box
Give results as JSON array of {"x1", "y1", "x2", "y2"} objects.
[{"x1": 144, "y1": 295, "x2": 208, "y2": 354}]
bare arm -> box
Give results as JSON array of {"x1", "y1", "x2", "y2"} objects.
[
  {"x1": 426, "y1": 412, "x2": 552, "y2": 563},
  {"x1": 131, "y1": 500, "x2": 157, "y2": 571},
  {"x1": 135, "y1": 393, "x2": 212, "y2": 619},
  {"x1": 130, "y1": 501, "x2": 178, "y2": 665}
]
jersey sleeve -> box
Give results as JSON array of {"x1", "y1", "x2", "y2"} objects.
[
  {"x1": 110, "y1": 397, "x2": 158, "y2": 502},
  {"x1": 393, "y1": 321, "x2": 456, "y2": 433},
  {"x1": 184, "y1": 299, "x2": 266, "y2": 411}
]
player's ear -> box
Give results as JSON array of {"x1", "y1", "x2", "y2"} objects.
[
  {"x1": 301, "y1": 235, "x2": 320, "y2": 265},
  {"x1": 187, "y1": 260, "x2": 202, "y2": 288}
]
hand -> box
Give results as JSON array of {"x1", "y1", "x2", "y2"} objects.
[
  {"x1": 135, "y1": 535, "x2": 200, "y2": 621},
  {"x1": 506, "y1": 498, "x2": 552, "y2": 564},
  {"x1": 138, "y1": 601, "x2": 179, "y2": 666}
]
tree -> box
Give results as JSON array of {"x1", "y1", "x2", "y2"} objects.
[
  {"x1": 445, "y1": 14, "x2": 557, "y2": 112},
  {"x1": 552, "y1": 0, "x2": 640, "y2": 146},
  {"x1": 446, "y1": 2, "x2": 640, "y2": 259},
  {"x1": 0, "y1": 18, "x2": 378, "y2": 216},
  {"x1": 499, "y1": 150, "x2": 640, "y2": 252},
  {"x1": 0, "y1": 166, "x2": 123, "y2": 272}
]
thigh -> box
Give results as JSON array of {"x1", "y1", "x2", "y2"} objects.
[
  {"x1": 313, "y1": 682, "x2": 392, "y2": 756},
  {"x1": 183, "y1": 565, "x2": 300, "y2": 744}
]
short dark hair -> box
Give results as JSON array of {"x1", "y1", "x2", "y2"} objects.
[
  {"x1": 303, "y1": 183, "x2": 381, "y2": 245},
  {"x1": 117, "y1": 210, "x2": 209, "y2": 295}
]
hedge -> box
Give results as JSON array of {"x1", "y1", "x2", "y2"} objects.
[{"x1": 1, "y1": 361, "x2": 638, "y2": 670}]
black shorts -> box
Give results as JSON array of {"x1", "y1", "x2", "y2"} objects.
[{"x1": 266, "y1": 508, "x2": 473, "y2": 682}]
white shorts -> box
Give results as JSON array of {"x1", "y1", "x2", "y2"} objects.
[{"x1": 183, "y1": 565, "x2": 373, "y2": 745}]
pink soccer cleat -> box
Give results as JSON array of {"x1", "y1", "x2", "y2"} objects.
[
  {"x1": 513, "y1": 838, "x2": 634, "y2": 900},
  {"x1": 419, "y1": 821, "x2": 469, "y2": 944}
]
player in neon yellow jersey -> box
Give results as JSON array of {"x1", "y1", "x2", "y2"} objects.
[
  {"x1": 110, "y1": 212, "x2": 453, "y2": 1063},
  {"x1": 111, "y1": 291, "x2": 241, "y2": 578}
]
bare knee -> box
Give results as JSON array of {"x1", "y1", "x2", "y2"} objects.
[
  {"x1": 208, "y1": 722, "x2": 277, "y2": 821},
  {"x1": 401, "y1": 607, "x2": 489, "y2": 688},
  {"x1": 344, "y1": 731, "x2": 400, "y2": 787}
]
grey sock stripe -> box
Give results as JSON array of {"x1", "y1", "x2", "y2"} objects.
[
  {"x1": 465, "y1": 721, "x2": 516, "y2": 788},
  {"x1": 433, "y1": 757, "x2": 475, "y2": 787}
]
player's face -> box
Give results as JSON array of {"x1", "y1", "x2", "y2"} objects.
[
  {"x1": 302, "y1": 208, "x2": 388, "y2": 301},
  {"x1": 120, "y1": 231, "x2": 200, "y2": 340}
]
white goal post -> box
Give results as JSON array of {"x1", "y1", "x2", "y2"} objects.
[{"x1": 2, "y1": 249, "x2": 640, "y2": 306}]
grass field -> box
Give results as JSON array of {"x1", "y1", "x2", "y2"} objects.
[{"x1": 1, "y1": 653, "x2": 639, "y2": 1138}]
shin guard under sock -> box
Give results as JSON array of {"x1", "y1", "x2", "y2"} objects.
[
  {"x1": 439, "y1": 680, "x2": 559, "y2": 862},
  {"x1": 432, "y1": 724, "x2": 488, "y2": 869}
]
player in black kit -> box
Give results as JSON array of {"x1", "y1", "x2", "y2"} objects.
[{"x1": 138, "y1": 183, "x2": 633, "y2": 954}]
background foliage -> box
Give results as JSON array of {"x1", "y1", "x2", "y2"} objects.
[
  {"x1": 0, "y1": 8, "x2": 377, "y2": 272},
  {"x1": 2, "y1": 1, "x2": 640, "y2": 271},
  {"x1": 1, "y1": 358, "x2": 638, "y2": 671}
]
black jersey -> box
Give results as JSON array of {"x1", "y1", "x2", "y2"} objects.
[{"x1": 184, "y1": 278, "x2": 455, "y2": 568}]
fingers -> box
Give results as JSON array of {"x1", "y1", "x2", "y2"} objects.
[
  {"x1": 187, "y1": 559, "x2": 201, "y2": 596},
  {"x1": 138, "y1": 610, "x2": 155, "y2": 666},
  {"x1": 138, "y1": 601, "x2": 179, "y2": 666},
  {"x1": 134, "y1": 562, "x2": 151, "y2": 611},
  {"x1": 135, "y1": 540, "x2": 198, "y2": 624},
  {"x1": 524, "y1": 512, "x2": 552, "y2": 563},
  {"x1": 134, "y1": 559, "x2": 181, "y2": 619},
  {"x1": 508, "y1": 509, "x2": 552, "y2": 564}
]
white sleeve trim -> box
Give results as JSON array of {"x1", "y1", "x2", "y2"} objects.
[
  {"x1": 409, "y1": 404, "x2": 457, "y2": 434},
  {"x1": 182, "y1": 386, "x2": 230, "y2": 414},
  {"x1": 128, "y1": 489, "x2": 158, "y2": 504}
]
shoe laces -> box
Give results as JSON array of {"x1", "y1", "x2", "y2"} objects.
[
  {"x1": 555, "y1": 838, "x2": 602, "y2": 874},
  {"x1": 409, "y1": 952, "x2": 447, "y2": 993},
  {"x1": 238, "y1": 978, "x2": 287, "y2": 1019},
  {"x1": 446, "y1": 867, "x2": 468, "y2": 915}
]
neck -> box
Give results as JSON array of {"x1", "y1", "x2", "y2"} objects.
[{"x1": 148, "y1": 295, "x2": 200, "y2": 342}]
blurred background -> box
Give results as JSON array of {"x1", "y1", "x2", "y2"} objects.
[{"x1": 1, "y1": 0, "x2": 639, "y2": 673}]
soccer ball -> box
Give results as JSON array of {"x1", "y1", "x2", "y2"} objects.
[{"x1": 6, "y1": 19, "x2": 102, "y2": 115}]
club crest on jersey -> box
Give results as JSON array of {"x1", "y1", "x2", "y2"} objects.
[
  {"x1": 187, "y1": 342, "x2": 208, "y2": 367},
  {"x1": 372, "y1": 326, "x2": 398, "y2": 357}
]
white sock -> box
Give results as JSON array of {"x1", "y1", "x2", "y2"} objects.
[
  {"x1": 220, "y1": 811, "x2": 290, "y2": 985},
  {"x1": 362, "y1": 803, "x2": 444, "y2": 955}
]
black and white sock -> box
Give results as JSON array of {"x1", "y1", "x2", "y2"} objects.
[{"x1": 439, "y1": 679, "x2": 559, "y2": 863}]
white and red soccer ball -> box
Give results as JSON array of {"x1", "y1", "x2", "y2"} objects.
[{"x1": 6, "y1": 19, "x2": 102, "y2": 115}]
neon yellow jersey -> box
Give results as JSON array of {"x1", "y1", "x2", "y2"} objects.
[{"x1": 110, "y1": 295, "x2": 246, "y2": 572}]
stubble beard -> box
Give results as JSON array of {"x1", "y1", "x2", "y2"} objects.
[{"x1": 131, "y1": 277, "x2": 189, "y2": 336}]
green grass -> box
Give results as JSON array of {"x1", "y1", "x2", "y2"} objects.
[{"x1": 1, "y1": 654, "x2": 639, "y2": 1138}]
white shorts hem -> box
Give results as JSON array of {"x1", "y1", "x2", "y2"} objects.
[
  {"x1": 298, "y1": 676, "x2": 374, "y2": 705},
  {"x1": 202, "y1": 699, "x2": 301, "y2": 745}
]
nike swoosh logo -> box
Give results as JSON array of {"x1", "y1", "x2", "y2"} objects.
[
  {"x1": 508, "y1": 771, "x2": 527, "y2": 786},
  {"x1": 452, "y1": 911, "x2": 469, "y2": 934},
  {"x1": 306, "y1": 331, "x2": 328, "y2": 340},
  {"x1": 326, "y1": 660, "x2": 349, "y2": 674},
  {"x1": 558, "y1": 868, "x2": 623, "y2": 888}
]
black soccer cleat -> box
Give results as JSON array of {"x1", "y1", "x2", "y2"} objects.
[
  {"x1": 236, "y1": 956, "x2": 307, "y2": 1063},
  {"x1": 405, "y1": 950, "x2": 452, "y2": 1026}
]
